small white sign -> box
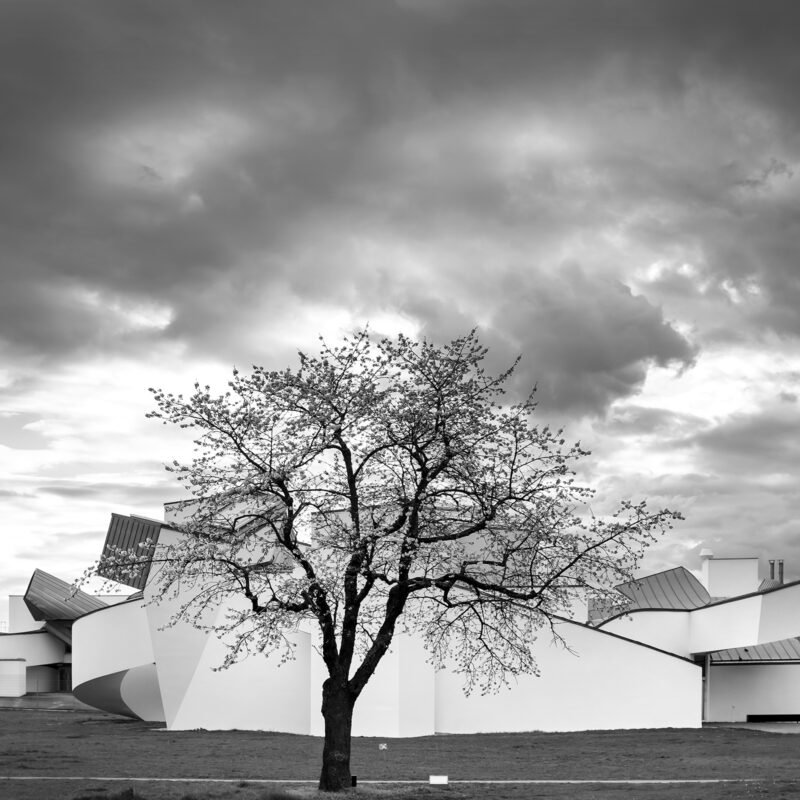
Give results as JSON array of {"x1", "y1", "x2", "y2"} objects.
[{"x1": 429, "y1": 775, "x2": 449, "y2": 785}]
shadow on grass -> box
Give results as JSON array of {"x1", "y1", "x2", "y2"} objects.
[{"x1": 67, "y1": 787, "x2": 470, "y2": 800}]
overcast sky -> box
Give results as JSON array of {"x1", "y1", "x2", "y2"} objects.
[{"x1": 2, "y1": 0, "x2": 800, "y2": 607}]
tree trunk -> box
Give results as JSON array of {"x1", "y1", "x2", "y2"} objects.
[{"x1": 318, "y1": 677, "x2": 355, "y2": 792}]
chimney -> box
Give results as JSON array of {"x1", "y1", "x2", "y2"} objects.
[
  {"x1": 769, "y1": 559, "x2": 775, "y2": 580},
  {"x1": 778, "y1": 560, "x2": 785, "y2": 584}
]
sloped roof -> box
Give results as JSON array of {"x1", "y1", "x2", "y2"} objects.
[
  {"x1": 43, "y1": 619, "x2": 75, "y2": 646},
  {"x1": 615, "y1": 566, "x2": 711, "y2": 611},
  {"x1": 96, "y1": 513, "x2": 161, "y2": 590},
  {"x1": 708, "y1": 636, "x2": 800, "y2": 663},
  {"x1": 24, "y1": 569, "x2": 107, "y2": 621}
]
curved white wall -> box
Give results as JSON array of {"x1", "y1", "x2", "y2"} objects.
[
  {"x1": 72, "y1": 599, "x2": 156, "y2": 684},
  {"x1": 120, "y1": 663, "x2": 164, "y2": 721},
  {"x1": 72, "y1": 599, "x2": 164, "y2": 721},
  {"x1": 0, "y1": 631, "x2": 64, "y2": 666}
]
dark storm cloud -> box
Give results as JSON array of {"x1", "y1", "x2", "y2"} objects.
[
  {"x1": 634, "y1": 181, "x2": 800, "y2": 345},
  {"x1": 1, "y1": 0, "x2": 800, "y2": 403},
  {"x1": 486, "y1": 267, "x2": 696, "y2": 413},
  {"x1": 639, "y1": 405, "x2": 800, "y2": 571},
  {"x1": 3, "y1": 0, "x2": 800, "y2": 600},
  {"x1": 676, "y1": 408, "x2": 800, "y2": 472}
]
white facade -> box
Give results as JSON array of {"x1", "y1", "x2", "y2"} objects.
[
  {"x1": 0, "y1": 630, "x2": 65, "y2": 665},
  {"x1": 68, "y1": 522, "x2": 704, "y2": 734},
  {"x1": 72, "y1": 599, "x2": 165, "y2": 721},
  {"x1": 10, "y1": 511, "x2": 800, "y2": 733},
  {"x1": 72, "y1": 595, "x2": 702, "y2": 734}
]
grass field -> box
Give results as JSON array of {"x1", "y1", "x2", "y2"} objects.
[{"x1": 2, "y1": 708, "x2": 800, "y2": 799}]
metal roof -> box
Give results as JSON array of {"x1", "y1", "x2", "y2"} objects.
[
  {"x1": 24, "y1": 569, "x2": 107, "y2": 621},
  {"x1": 708, "y1": 636, "x2": 800, "y2": 663},
  {"x1": 615, "y1": 566, "x2": 711, "y2": 611},
  {"x1": 96, "y1": 513, "x2": 161, "y2": 589}
]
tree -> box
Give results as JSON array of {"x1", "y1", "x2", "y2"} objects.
[{"x1": 129, "y1": 330, "x2": 680, "y2": 791}]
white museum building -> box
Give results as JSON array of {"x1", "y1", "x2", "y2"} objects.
[{"x1": 3, "y1": 504, "x2": 800, "y2": 736}]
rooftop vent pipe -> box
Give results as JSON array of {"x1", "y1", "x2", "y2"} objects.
[
  {"x1": 778, "y1": 560, "x2": 785, "y2": 584},
  {"x1": 769, "y1": 559, "x2": 776, "y2": 580}
]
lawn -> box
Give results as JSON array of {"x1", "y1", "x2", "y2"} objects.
[{"x1": 2, "y1": 708, "x2": 800, "y2": 799}]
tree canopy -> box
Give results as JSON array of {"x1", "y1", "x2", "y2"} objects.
[{"x1": 117, "y1": 330, "x2": 681, "y2": 791}]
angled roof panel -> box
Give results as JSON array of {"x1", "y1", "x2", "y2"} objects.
[
  {"x1": 24, "y1": 569, "x2": 107, "y2": 621},
  {"x1": 97, "y1": 513, "x2": 161, "y2": 590},
  {"x1": 709, "y1": 636, "x2": 800, "y2": 663},
  {"x1": 615, "y1": 567, "x2": 711, "y2": 611},
  {"x1": 43, "y1": 620, "x2": 75, "y2": 646}
]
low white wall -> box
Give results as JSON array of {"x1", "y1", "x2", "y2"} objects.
[
  {"x1": 144, "y1": 541, "x2": 311, "y2": 734},
  {"x1": 137, "y1": 527, "x2": 707, "y2": 736},
  {"x1": 708, "y1": 664, "x2": 800, "y2": 722},
  {"x1": 399, "y1": 633, "x2": 436, "y2": 736},
  {"x1": 0, "y1": 631, "x2": 64, "y2": 666},
  {"x1": 434, "y1": 620, "x2": 701, "y2": 733},
  {"x1": 0, "y1": 660, "x2": 26, "y2": 697},
  {"x1": 160, "y1": 623, "x2": 312, "y2": 733},
  {"x1": 143, "y1": 531, "x2": 433, "y2": 737},
  {"x1": 347, "y1": 634, "x2": 436, "y2": 737}
]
